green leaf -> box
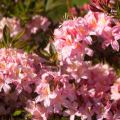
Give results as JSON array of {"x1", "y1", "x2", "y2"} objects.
[
  {"x1": 0, "y1": 0, "x2": 44, "y2": 25},
  {"x1": 72, "y1": 0, "x2": 88, "y2": 6},
  {"x1": 12, "y1": 30, "x2": 25, "y2": 44},
  {"x1": 45, "y1": 0, "x2": 67, "y2": 22},
  {"x1": 25, "y1": 45, "x2": 37, "y2": 53},
  {"x1": 39, "y1": 49, "x2": 50, "y2": 59},
  {"x1": 49, "y1": 43, "x2": 58, "y2": 64},
  {"x1": 12, "y1": 110, "x2": 23, "y2": 117},
  {"x1": 49, "y1": 43, "x2": 57, "y2": 56},
  {"x1": 45, "y1": 0, "x2": 66, "y2": 11},
  {"x1": 3, "y1": 25, "x2": 11, "y2": 47},
  {"x1": 32, "y1": 0, "x2": 44, "y2": 14},
  {"x1": 13, "y1": 39, "x2": 30, "y2": 49}
]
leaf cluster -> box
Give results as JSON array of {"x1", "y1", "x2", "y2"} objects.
[{"x1": 0, "y1": 0, "x2": 44, "y2": 25}]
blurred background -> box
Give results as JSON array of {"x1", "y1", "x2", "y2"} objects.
[{"x1": 0, "y1": 0, "x2": 89, "y2": 24}]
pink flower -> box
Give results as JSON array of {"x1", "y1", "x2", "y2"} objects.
[
  {"x1": 26, "y1": 15, "x2": 50, "y2": 34},
  {"x1": 112, "y1": 24, "x2": 120, "y2": 42},
  {"x1": 0, "y1": 48, "x2": 42, "y2": 93},
  {"x1": 51, "y1": 83, "x2": 77, "y2": 114},
  {"x1": 80, "y1": 3, "x2": 89, "y2": 12},
  {"x1": 111, "y1": 78, "x2": 120, "y2": 101},
  {"x1": 74, "y1": 63, "x2": 117, "y2": 119},
  {"x1": 101, "y1": 26, "x2": 120, "y2": 51},
  {"x1": 69, "y1": 7, "x2": 78, "y2": 16},
  {"x1": 84, "y1": 11, "x2": 120, "y2": 51},
  {"x1": 35, "y1": 73, "x2": 58, "y2": 107},
  {"x1": 84, "y1": 11, "x2": 112, "y2": 35},
  {"x1": 35, "y1": 83, "x2": 57, "y2": 107},
  {"x1": 0, "y1": 78, "x2": 11, "y2": 93},
  {"x1": 61, "y1": 59, "x2": 88, "y2": 82},
  {"x1": 90, "y1": 0, "x2": 110, "y2": 12},
  {"x1": 54, "y1": 17, "x2": 92, "y2": 61},
  {"x1": 0, "y1": 17, "x2": 21, "y2": 40},
  {"x1": 86, "y1": 64, "x2": 116, "y2": 98},
  {"x1": 25, "y1": 100, "x2": 48, "y2": 120}
]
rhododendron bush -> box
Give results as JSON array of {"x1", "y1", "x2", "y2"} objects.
[{"x1": 1, "y1": 0, "x2": 120, "y2": 120}]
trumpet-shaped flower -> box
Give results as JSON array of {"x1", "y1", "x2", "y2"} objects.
[
  {"x1": 0, "y1": 48, "x2": 42, "y2": 93},
  {"x1": 111, "y1": 78, "x2": 120, "y2": 101}
]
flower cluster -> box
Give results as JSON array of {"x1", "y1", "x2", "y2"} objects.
[
  {"x1": 24, "y1": 15, "x2": 50, "y2": 40},
  {"x1": 0, "y1": 17, "x2": 21, "y2": 40},
  {"x1": 0, "y1": 0, "x2": 120, "y2": 120},
  {"x1": 0, "y1": 47, "x2": 118, "y2": 120},
  {"x1": 25, "y1": 62, "x2": 118, "y2": 120},
  {"x1": 0, "y1": 48, "x2": 42, "y2": 115},
  {"x1": 0, "y1": 16, "x2": 50, "y2": 41},
  {"x1": 54, "y1": 10, "x2": 120, "y2": 64},
  {"x1": 54, "y1": 17, "x2": 92, "y2": 61}
]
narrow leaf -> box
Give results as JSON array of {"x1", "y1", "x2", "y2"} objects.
[
  {"x1": 3, "y1": 25, "x2": 11, "y2": 46},
  {"x1": 49, "y1": 43, "x2": 57, "y2": 56},
  {"x1": 39, "y1": 49, "x2": 50, "y2": 59},
  {"x1": 12, "y1": 30, "x2": 25, "y2": 43}
]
